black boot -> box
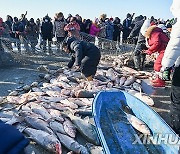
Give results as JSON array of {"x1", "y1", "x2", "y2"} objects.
[
  {"x1": 133, "y1": 55, "x2": 141, "y2": 71},
  {"x1": 140, "y1": 53, "x2": 146, "y2": 71}
]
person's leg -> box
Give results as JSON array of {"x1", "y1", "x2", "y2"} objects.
[
  {"x1": 133, "y1": 33, "x2": 146, "y2": 70},
  {"x1": 170, "y1": 69, "x2": 180, "y2": 135}
]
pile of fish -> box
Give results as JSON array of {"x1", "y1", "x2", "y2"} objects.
[{"x1": 0, "y1": 63, "x2": 155, "y2": 153}]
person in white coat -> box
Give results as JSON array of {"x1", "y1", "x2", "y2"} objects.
[{"x1": 161, "y1": 0, "x2": 180, "y2": 135}]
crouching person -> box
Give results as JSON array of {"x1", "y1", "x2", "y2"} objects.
[{"x1": 62, "y1": 37, "x2": 101, "y2": 81}]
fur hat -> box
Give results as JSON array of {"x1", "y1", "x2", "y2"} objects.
[
  {"x1": 99, "y1": 14, "x2": 107, "y2": 20},
  {"x1": 55, "y1": 12, "x2": 64, "y2": 18},
  {"x1": 144, "y1": 25, "x2": 157, "y2": 38}
]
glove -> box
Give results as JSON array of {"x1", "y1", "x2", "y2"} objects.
[{"x1": 162, "y1": 68, "x2": 171, "y2": 81}]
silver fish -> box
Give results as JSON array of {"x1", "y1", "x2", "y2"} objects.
[
  {"x1": 60, "y1": 99, "x2": 78, "y2": 109},
  {"x1": 31, "y1": 105, "x2": 52, "y2": 120},
  {"x1": 64, "y1": 111, "x2": 100, "y2": 145},
  {"x1": 56, "y1": 133, "x2": 89, "y2": 154},
  {"x1": 49, "y1": 121, "x2": 66, "y2": 134},
  {"x1": 125, "y1": 113, "x2": 151, "y2": 135},
  {"x1": 63, "y1": 118, "x2": 76, "y2": 138},
  {"x1": 106, "y1": 68, "x2": 116, "y2": 81},
  {"x1": 119, "y1": 76, "x2": 126, "y2": 86},
  {"x1": 123, "y1": 76, "x2": 136, "y2": 86},
  {"x1": 47, "y1": 109, "x2": 64, "y2": 123},
  {"x1": 24, "y1": 127, "x2": 62, "y2": 154},
  {"x1": 74, "y1": 90, "x2": 95, "y2": 98},
  {"x1": 127, "y1": 89, "x2": 154, "y2": 106},
  {"x1": 24, "y1": 116, "x2": 54, "y2": 134}
]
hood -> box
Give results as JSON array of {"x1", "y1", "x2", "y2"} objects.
[
  {"x1": 170, "y1": 0, "x2": 180, "y2": 18},
  {"x1": 144, "y1": 26, "x2": 163, "y2": 38},
  {"x1": 140, "y1": 19, "x2": 151, "y2": 36}
]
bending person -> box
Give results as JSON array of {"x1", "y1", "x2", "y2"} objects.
[{"x1": 62, "y1": 37, "x2": 101, "y2": 81}]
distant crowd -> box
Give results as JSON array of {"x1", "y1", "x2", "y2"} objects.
[{"x1": 0, "y1": 11, "x2": 176, "y2": 53}]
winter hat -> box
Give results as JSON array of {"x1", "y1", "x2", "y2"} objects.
[
  {"x1": 140, "y1": 19, "x2": 151, "y2": 36},
  {"x1": 144, "y1": 25, "x2": 157, "y2": 38},
  {"x1": 55, "y1": 12, "x2": 64, "y2": 18},
  {"x1": 99, "y1": 14, "x2": 107, "y2": 21},
  {"x1": 170, "y1": 0, "x2": 180, "y2": 18},
  {"x1": 158, "y1": 24, "x2": 167, "y2": 33}
]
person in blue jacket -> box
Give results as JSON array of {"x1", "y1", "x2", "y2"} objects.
[
  {"x1": 0, "y1": 120, "x2": 29, "y2": 154},
  {"x1": 62, "y1": 37, "x2": 101, "y2": 81}
]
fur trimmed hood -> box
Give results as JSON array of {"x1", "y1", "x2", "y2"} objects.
[{"x1": 144, "y1": 25, "x2": 157, "y2": 38}]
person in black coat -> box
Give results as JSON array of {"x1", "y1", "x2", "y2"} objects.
[
  {"x1": 41, "y1": 15, "x2": 53, "y2": 52},
  {"x1": 122, "y1": 13, "x2": 134, "y2": 42},
  {"x1": 113, "y1": 17, "x2": 123, "y2": 42},
  {"x1": 62, "y1": 37, "x2": 101, "y2": 81},
  {"x1": 128, "y1": 15, "x2": 144, "y2": 43}
]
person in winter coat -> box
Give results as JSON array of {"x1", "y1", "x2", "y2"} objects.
[
  {"x1": 89, "y1": 18, "x2": 100, "y2": 36},
  {"x1": 105, "y1": 18, "x2": 114, "y2": 40},
  {"x1": 12, "y1": 17, "x2": 21, "y2": 52},
  {"x1": 122, "y1": 13, "x2": 134, "y2": 42},
  {"x1": 64, "y1": 17, "x2": 80, "y2": 39},
  {"x1": 98, "y1": 14, "x2": 107, "y2": 38},
  {"x1": 53, "y1": 12, "x2": 67, "y2": 51},
  {"x1": 41, "y1": 15, "x2": 53, "y2": 53},
  {"x1": 62, "y1": 37, "x2": 101, "y2": 81},
  {"x1": 83, "y1": 19, "x2": 92, "y2": 34},
  {"x1": 25, "y1": 18, "x2": 39, "y2": 52},
  {"x1": 128, "y1": 15, "x2": 144, "y2": 44},
  {"x1": 75, "y1": 15, "x2": 85, "y2": 32},
  {"x1": 133, "y1": 19, "x2": 151, "y2": 71},
  {"x1": 144, "y1": 25, "x2": 169, "y2": 87},
  {"x1": 161, "y1": 0, "x2": 180, "y2": 135},
  {"x1": 113, "y1": 17, "x2": 123, "y2": 42}
]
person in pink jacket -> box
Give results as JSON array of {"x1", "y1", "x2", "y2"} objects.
[{"x1": 89, "y1": 18, "x2": 100, "y2": 36}]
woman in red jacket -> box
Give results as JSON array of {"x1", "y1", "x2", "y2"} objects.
[{"x1": 144, "y1": 25, "x2": 169, "y2": 87}]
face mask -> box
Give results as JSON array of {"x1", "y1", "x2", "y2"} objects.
[{"x1": 45, "y1": 19, "x2": 48, "y2": 22}]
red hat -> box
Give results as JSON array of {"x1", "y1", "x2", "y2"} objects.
[{"x1": 109, "y1": 17, "x2": 113, "y2": 21}]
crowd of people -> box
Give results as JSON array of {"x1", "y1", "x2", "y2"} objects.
[
  {"x1": 0, "y1": 0, "x2": 180, "y2": 145},
  {"x1": 0, "y1": 11, "x2": 175, "y2": 53}
]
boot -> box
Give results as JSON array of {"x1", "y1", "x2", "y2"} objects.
[
  {"x1": 86, "y1": 75, "x2": 93, "y2": 81},
  {"x1": 140, "y1": 53, "x2": 146, "y2": 70},
  {"x1": 133, "y1": 55, "x2": 141, "y2": 71},
  {"x1": 151, "y1": 77, "x2": 165, "y2": 87}
]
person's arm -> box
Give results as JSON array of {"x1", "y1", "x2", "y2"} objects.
[
  {"x1": 68, "y1": 55, "x2": 75, "y2": 68},
  {"x1": 145, "y1": 33, "x2": 161, "y2": 55},
  {"x1": 72, "y1": 42, "x2": 83, "y2": 66}
]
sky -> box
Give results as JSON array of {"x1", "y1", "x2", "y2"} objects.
[{"x1": 0, "y1": 0, "x2": 173, "y2": 21}]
